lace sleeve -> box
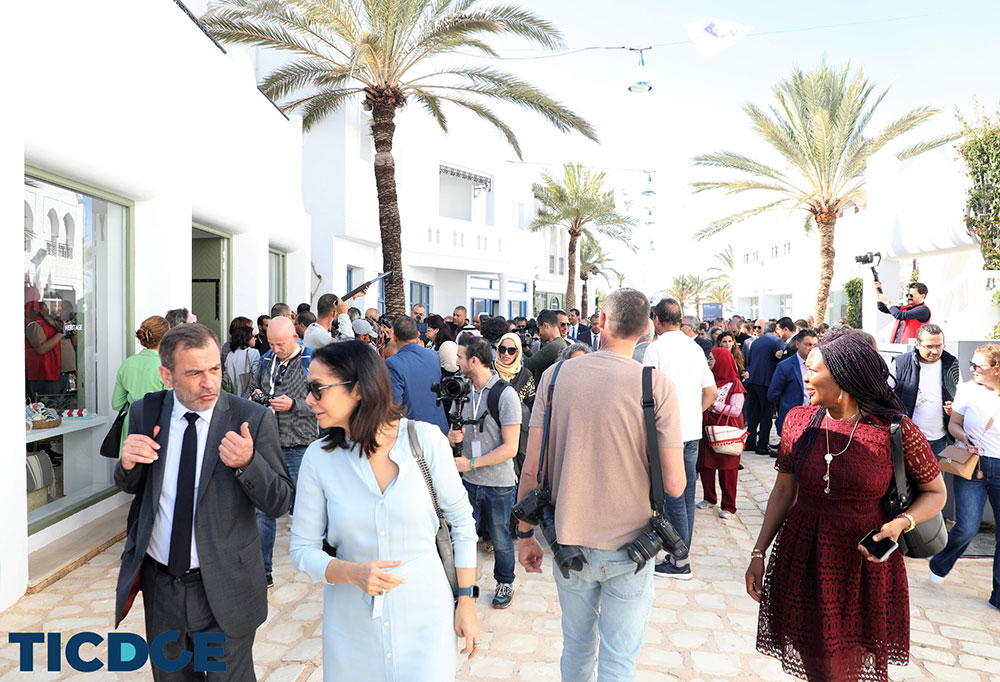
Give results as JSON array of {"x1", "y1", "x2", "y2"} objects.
[{"x1": 901, "y1": 416, "x2": 941, "y2": 485}]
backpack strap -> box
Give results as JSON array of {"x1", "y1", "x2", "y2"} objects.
[{"x1": 485, "y1": 379, "x2": 511, "y2": 427}]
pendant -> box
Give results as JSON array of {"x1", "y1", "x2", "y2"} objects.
[
  {"x1": 824, "y1": 487, "x2": 831, "y2": 494},
  {"x1": 823, "y1": 474, "x2": 829, "y2": 481},
  {"x1": 824, "y1": 453, "x2": 833, "y2": 463}
]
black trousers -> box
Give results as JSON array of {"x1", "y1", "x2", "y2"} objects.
[
  {"x1": 141, "y1": 559, "x2": 256, "y2": 681},
  {"x1": 744, "y1": 383, "x2": 774, "y2": 451}
]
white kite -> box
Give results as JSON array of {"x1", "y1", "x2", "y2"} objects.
[{"x1": 684, "y1": 18, "x2": 752, "y2": 59}]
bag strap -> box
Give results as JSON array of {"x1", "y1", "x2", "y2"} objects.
[
  {"x1": 642, "y1": 367, "x2": 666, "y2": 511},
  {"x1": 406, "y1": 420, "x2": 445, "y2": 522},
  {"x1": 887, "y1": 414, "x2": 909, "y2": 512},
  {"x1": 536, "y1": 361, "x2": 566, "y2": 487},
  {"x1": 485, "y1": 379, "x2": 510, "y2": 428}
]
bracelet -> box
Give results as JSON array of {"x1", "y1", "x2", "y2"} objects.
[
  {"x1": 896, "y1": 513, "x2": 916, "y2": 533},
  {"x1": 470, "y1": 457, "x2": 476, "y2": 471},
  {"x1": 751, "y1": 549, "x2": 766, "y2": 560}
]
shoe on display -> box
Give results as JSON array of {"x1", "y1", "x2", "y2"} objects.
[
  {"x1": 695, "y1": 500, "x2": 715, "y2": 509},
  {"x1": 654, "y1": 561, "x2": 692, "y2": 580},
  {"x1": 492, "y1": 583, "x2": 513, "y2": 609}
]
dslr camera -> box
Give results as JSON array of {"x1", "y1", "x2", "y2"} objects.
[
  {"x1": 512, "y1": 487, "x2": 587, "y2": 578},
  {"x1": 622, "y1": 512, "x2": 688, "y2": 573},
  {"x1": 431, "y1": 373, "x2": 472, "y2": 405},
  {"x1": 250, "y1": 390, "x2": 272, "y2": 407}
]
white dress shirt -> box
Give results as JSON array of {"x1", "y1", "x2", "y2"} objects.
[
  {"x1": 797, "y1": 354, "x2": 810, "y2": 405},
  {"x1": 643, "y1": 330, "x2": 715, "y2": 442},
  {"x1": 569, "y1": 323, "x2": 579, "y2": 340},
  {"x1": 146, "y1": 397, "x2": 215, "y2": 569}
]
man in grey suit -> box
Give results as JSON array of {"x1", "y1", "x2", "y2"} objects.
[{"x1": 114, "y1": 323, "x2": 293, "y2": 681}]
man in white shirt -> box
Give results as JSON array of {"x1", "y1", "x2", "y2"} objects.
[
  {"x1": 303, "y1": 293, "x2": 354, "y2": 349},
  {"x1": 643, "y1": 298, "x2": 718, "y2": 579},
  {"x1": 566, "y1": 308, "x2": 587, "y2": 341}
]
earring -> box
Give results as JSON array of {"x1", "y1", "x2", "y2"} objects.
[{"x1": 837, "y1": 391, "x2": 843, "y2": 404}]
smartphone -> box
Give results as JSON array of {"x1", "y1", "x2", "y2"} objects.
[{"x1": 860, "y1": 529, "x2": 898, "y2": 562}]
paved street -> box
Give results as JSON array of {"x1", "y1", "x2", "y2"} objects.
[{"x1": 2, "y1": 455, "x2": 998, "y2": 681}]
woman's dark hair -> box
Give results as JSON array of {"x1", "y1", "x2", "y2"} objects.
[
  {"x1": 312, "y1": 340, "x2": 404, "y2": 458},
  {"x1": 230, "y1": 323, "x2": 254, "y2": 350},
  {"x1": 229, "y1": 316, "x2": 253, "y2": 338},
  {"x1": 425, "y1": 314, "x2": 454, "y2": 350},
  {"x1": 792, "y1": 332, "x2": 904, "y2": 471}
]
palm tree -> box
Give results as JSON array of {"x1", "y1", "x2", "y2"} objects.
[
  {"x1": 614, "y1": 271, "x2": 627, "y2": 288},
  {"x1": 708, "y1": 282, "x2": 732, "y2": 310},
  {"x1": 687, "y1": 275, "x2": 711, "y2": 319},
  {"x1": 531, "y1": 162, "x2": 637, "y2": 310},
  {"x1": 692, "y1": 60, "x2": 958, "y2": 322},
  {"x1": 202, "y1": 0, "x2": 597, "y2": 314},
  {"x1": 665, "y1": 275, "x2": 696, "y2": 311},
  {"x1": 577, "y1": 235, "x2": 616, "y2": 318},
  {"x1": 707, "y1": 245, "x2": 734, "y2": 288}
]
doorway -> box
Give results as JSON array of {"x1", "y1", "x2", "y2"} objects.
[{"x1": 192, "y1": 226, "x2": 231, "y2": 342}]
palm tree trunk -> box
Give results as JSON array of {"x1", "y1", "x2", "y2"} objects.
[
  {"x1": 814, "y1": 215, "x2": 837, "y2": 323},
  {"x1": 581, "y1": 275, "x2": 589, "y2": 318},
  {"x1": 370, "y1": 95, "x2": 405, "y2": 315},
  {"x1": 565, "y1": 228, "x2": 579, "y2": 309}
]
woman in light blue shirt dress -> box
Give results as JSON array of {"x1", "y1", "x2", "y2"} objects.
[{"x1": 290, "y1": 340, "x2": 480, "y2": 681}]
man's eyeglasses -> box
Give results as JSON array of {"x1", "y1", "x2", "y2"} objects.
[
  {"x1": 305, "y1": 379, "x2": 354, "y2": 400},
  {"x1": 970, "y1": 361, "x2": 990, "y2": 374},
  {"x1": 497, "y1": 346, "x2": 518, "y2": 356}
]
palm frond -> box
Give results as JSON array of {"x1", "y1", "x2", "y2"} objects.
[
  {"x1": 896, "y1": 132, "x2": 961, "y2": 160},
  {"x1": 259, "y1": 59, "x2": 350, "y2": 100},
  {"x1": 425, "y1": 94, "x2": 522, "y2": 158},
  {"x1": 694, "y1": 199, "x2": 791, "y2": 241}
]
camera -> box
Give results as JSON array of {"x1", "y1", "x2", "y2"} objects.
[
  {"x1": 512, "y1": 487, "x2": 587, "y2": 578},
  {"x1": 251, "y1": 391, "x2": 271, "y2": 407},
  {"x1": 623, "y1": 513, "x2": 688, "y2": 573},
  {"x1": 431, "y1": 374, "x2": 472, "y2": 404},
  {"x1": 854, "y1": 251, "x2": 881, "y2": 265}
]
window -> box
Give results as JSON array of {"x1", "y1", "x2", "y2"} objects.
[
  {"x1": 510, "y1": 280, "x2": 528, "y2": 293},
  {"x1": 460, "y1": 234, "x2": 464, "y2": 247},
  {"x1": 783, "y1": 241, "x2": 792, "y2": 255},
  {"x1": 477, "y1": 235, "x2": 481, "y2": 249},
  {"x1": 508, "y1": 300, "x2": 527, "y2": 318},
  {"x1": 452, "y1": 231, "x2": 457, "y2": 247},
  {"x1": 779, "y1": 295, "x2": 793, "y2": 318},
  {"x1": 742, "y1": 252, "x2": 749, "y2": 265},
  {"x1": 435, "y1": 229, "x2": 440, "y2": 244},
  {"x1": 24, "y1": 174, "x2": 128, "y2": 529},
  {"x1": 427, "y1": 227, "x2": 433, "y2": 242},
  {"x1": 558, "y1": 257, "x2": 565, "y2": 275},
  {"x1": 549, "y1": 255, "x2": 555, "y2": 274},
  {"x1": 770, "y1": 244, "x2": 779, "y2": 258},
  {"x1": 346, "y1": 265, "x2": 361, "y2": 293},
  {"x1": 484, "y1": 237, "x2": 488, "y2": 250},
  {"x1": 752, "y1": 251, "x2": 759, "y2": 263},
  {"x1": 749, "y1": 296, "x2": 760, "y2": 319},
  {"x1": 268, "y1": 250, "x2": 286, "y2": 308},
  {"x1": 498, "y1": 238, "x2": 502, "y2": 251},
  {"x1": 470, "y1": 298, "x2": 493, "y2": 316},
  {"x1": 410, "y1": 281, "x2": 431, "y2": 309}
]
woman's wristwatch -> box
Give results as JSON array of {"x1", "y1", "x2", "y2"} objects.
[
  {"x1": 750, "y1": 548, "x2": 766, "y2": 560},
  {"x1": 457, "y1": 585, "x2": 480, "y2": 599},
  {"x1": 896, "y1": 513, "x2": 916, "y2": 533}
]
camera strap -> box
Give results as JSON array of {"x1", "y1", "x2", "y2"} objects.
[
  {"x1": 642, "y1": 366, "x2": 666, "y2": 511},
  {"x1": 536, "y1": 361, "x2": 566, "y2": 487}
]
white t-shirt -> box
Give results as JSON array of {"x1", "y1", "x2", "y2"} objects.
[
  {"x1": 643, "y1": 330, "x2": 715, "y2": 442},
  {"x1": 952, "y1": 380, "x2": 1000, "y2": 458},
  {"x1": 910, "y1": 361, "x2": 946, "y2": 440}
]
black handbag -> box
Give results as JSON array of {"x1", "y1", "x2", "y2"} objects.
[
  {"x1": 882, "y1": 414, "x2": 948, "y2": 558},
  {"x1": 100, "y1": 403, "x2": 130, "y2": 459}
]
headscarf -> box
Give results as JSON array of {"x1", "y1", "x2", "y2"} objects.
[
  {"x1": 710, "y1": 348, "x2": 745, "y2": 394},
  {"x1": 494, "y1": 332, "x2": 523, "y2": 382}
]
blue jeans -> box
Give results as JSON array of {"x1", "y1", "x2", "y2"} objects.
[
  {"x1": 929, "y1": 456, "x2": 1000, "y2": 609},
  {"x1": 927, "y1": 436, "x2": 949, "y2": 456},
  {"x1": 663, "y1": 440, "x2": 699, "y2": 555},
  {"x1": 554, "y1": 547, "x2": 654, "y2": 682},
  {"x1": 257, "y1": 446, "x2": 305, "y2": 574},
  {"x1": 463, "y1": 481, "x2": 516, "y2": 584}
]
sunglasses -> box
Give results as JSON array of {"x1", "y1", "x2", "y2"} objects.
[
  {"x1": 558, "y1": 322, "x2": 569, "y2": 328},
  {"x1": 497, "y1": 346, "x2": 518, "y2": 356},
  {"x1": 305, "y1": 379, "x2": 354, "y2": 400},
  {"x1": 970, "y1": 361, "x2": 990, "y2": 373},
  {"x1": 754, "y1": 326, "x2": 762, "y2": 330}
]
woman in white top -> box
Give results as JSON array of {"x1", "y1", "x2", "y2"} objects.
[
  {"x1": 290, "y1": 340, "x2": 480, "y2": 681},
  {"x1": 929, "y1": 344, "x2": 1000, "y2": 611},
  {"x1": 223, "y1": 322, "x2": 260, "y2": 398}
]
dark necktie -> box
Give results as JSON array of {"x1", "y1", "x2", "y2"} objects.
[{"x1": 168, "y1": 412, "x2": 200, "y2": 577}]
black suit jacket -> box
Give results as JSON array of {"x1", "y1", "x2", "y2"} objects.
[
  {"x1": 576, "y1": 325, "x2": 592, "y2": 347},
  {"x1": 114, "y1": 390, "x2": 293, "y2": 635}
]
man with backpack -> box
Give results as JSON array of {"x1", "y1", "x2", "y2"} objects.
[
  {"x1": 248, "y1": 315, "x2": 317, "y2": 587},
  {"x1": 448, "y1": 335, "x2": 522, "y2": 609}
]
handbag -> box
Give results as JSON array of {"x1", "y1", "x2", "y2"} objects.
[
  {"x1": 100, "y1": 403, "x2": 130, "y2": 459},
  {"x1": 882, "y1": 414, "x2": 948, "y2": 558},
  {"x1": 938, "y1": 408, "x2": 997, "y2": 480},
  {"x1": 406, "y1": 419, "x2": 459, "y2": 599},
  {"x1": 705, "y1": 407, "x2": 748, "y2": 456}
]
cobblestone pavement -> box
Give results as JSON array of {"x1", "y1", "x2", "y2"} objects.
[{"x1": 2, "y1": 455, "x2": 998, "y2": 681}]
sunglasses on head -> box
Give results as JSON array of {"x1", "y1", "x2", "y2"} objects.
[
  {"x1": 497, "y1": 345, "x2": 518, "y2": 356},
  {"x1": 305, "y1": 379, "x2": 354, "y2": 400}
]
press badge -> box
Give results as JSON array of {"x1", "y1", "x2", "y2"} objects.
[{"x1": 471, "y1": 440, "x2": 483, "y2": 458}]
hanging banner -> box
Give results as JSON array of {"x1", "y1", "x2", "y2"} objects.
[{"x1": 684, "y1": 18, "x2": 752, "y2": 59}]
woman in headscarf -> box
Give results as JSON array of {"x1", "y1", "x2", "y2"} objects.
[
  {"x1": 493, "y1": 332, "x2": 536, "y2": 407},
  {"x1": 697, "y1": 348, "x2": 747, "y2": 519}
]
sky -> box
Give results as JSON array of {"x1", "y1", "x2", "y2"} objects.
[{"x1": 437, "y1": 0, "x2": 1000, "y2": 292}]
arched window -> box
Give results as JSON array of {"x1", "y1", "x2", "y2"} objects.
[
  {"x1": 460, "y1": 234, "x2": 465, "y2": 247},
  {"x1": 435, "y1": 229, "x2": 440, "y2": 243},
  {"x1": 427, "y1": 227, "x2": 433, "y2": 241},
  {"x1": 46, "y1": 209, "x2": 59, "y2": 253},
  {"x1": 62, "y1": 214, "x2": 75, "y2": 258},
  {"x1": 24, "y1": 201, "x2": 33, "y2": 252}
]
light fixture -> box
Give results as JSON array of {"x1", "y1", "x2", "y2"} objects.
[
  {"x1": 628, "y1": 48, "x2": 652, "y2": 93},
  {"x1": 641, "y1": 170, "x2": 655, "y2": 196}
]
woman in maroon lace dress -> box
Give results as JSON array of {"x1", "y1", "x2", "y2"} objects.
[{"x1": 745, "y1": 333, "x2": 946, "y2": 682}]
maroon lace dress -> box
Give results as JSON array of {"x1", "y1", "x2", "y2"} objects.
[{"x1": 757, "y1": 406, "x2": 940, "y2": 682}]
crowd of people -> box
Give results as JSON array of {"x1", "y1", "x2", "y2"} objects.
[{"x1": 94, "y1": 278, "x2": 1000, "y2": 682}]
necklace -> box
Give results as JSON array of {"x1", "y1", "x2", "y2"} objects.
[{"x1": 822, "y1": 411, "x2": 862, "y2": 494}]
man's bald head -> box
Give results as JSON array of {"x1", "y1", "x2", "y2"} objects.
[
  {"x1": 365, "y1": 308, "x2": 378, "y2": 319},
  {"x1": 267, "y1": 316, "x2": 298, "y2": 361}
]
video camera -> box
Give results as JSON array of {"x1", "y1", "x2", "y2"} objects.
[
  {"x1": 855, "y1": 251, "x2": 883, "y2": 293},
  {"x1": 431, "y1": 373, "x2": 473, "y2": 456}
]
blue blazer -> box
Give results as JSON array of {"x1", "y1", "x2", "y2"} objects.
[
  {"x1": 385, "y1": 343, "x2": 450, "y2": 434},
  {"x1": 746, "y1": 334, "x2": 785, "y2": 387},
  {"x1": 767, "y1": 356, "x2": 805, "y2": 435}
]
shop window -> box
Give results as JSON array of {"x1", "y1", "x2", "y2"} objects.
[{"x1": 24, "y1": 174, "x2": 128, "y2": 529}]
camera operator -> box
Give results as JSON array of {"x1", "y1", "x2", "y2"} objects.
[
  {"x1": 516, "y1": 288, "x2": 685, "y2": 679},
  {"x1": 448, "y1": 336, "x2": 523, "y2": 609},
  {"x1": 248, "y1": 315, "x2": 317, "y2": 586},
  {"x1": 875, "y1": 281, "x2": 931, "y2": 344}
]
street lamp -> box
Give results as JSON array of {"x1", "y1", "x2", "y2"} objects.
[
  {"x1": 642, "y1": 171, "x2": 655, "y2": 196},
  {"x1": 628, "y1": 48, "x2": 652, "y2": 93}
]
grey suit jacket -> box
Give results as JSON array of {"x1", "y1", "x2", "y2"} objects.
[{"x1": 114, "y1": 390, "x2": 293, "y2": 636}]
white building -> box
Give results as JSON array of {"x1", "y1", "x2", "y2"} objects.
[
  {"x1": 3, "y1": 0, "x2": 310, "y2": 610},
  {"x1": 728, "y1": 148, "x2": 995, "y2": 340}
]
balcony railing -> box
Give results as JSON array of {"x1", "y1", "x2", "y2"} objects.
[
  {"x1": 46, "y1": 240, "x2": 57, "y2": 253},
  {"x1": 58, "y1": 243, "x2": 73, "y2": 258}
]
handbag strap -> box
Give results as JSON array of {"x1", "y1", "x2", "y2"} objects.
[
  {"x1": 887, "y1": 414, "x2": 910, "y2": 511},
  {"x1": 406, "y1": 420, "x2": 445, "y2": 522},
  {"x1": 535, "y1": 361, "x2": 566, "y2": 487},
  {"x1": 642, "y1": 366, "x2": 666, "y2": 511}
]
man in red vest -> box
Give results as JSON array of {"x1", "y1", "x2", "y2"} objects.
[
  {"x1": 875, "y1": 281, "x2": 931, "y2": 344},
  {"x1": 24, "y1": 300, "x2": 66, "y2": 399}
]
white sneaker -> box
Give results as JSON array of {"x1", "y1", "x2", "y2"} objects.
[
  {"x1": 718, "y1": 510, "x2": 735, "y2": 520},
  {"x1": 695, "y1": 500, "x2": 715, "y2": 510},
  {"x1": 928, "y1": 570, "x2": 945, "y2": 585}
]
